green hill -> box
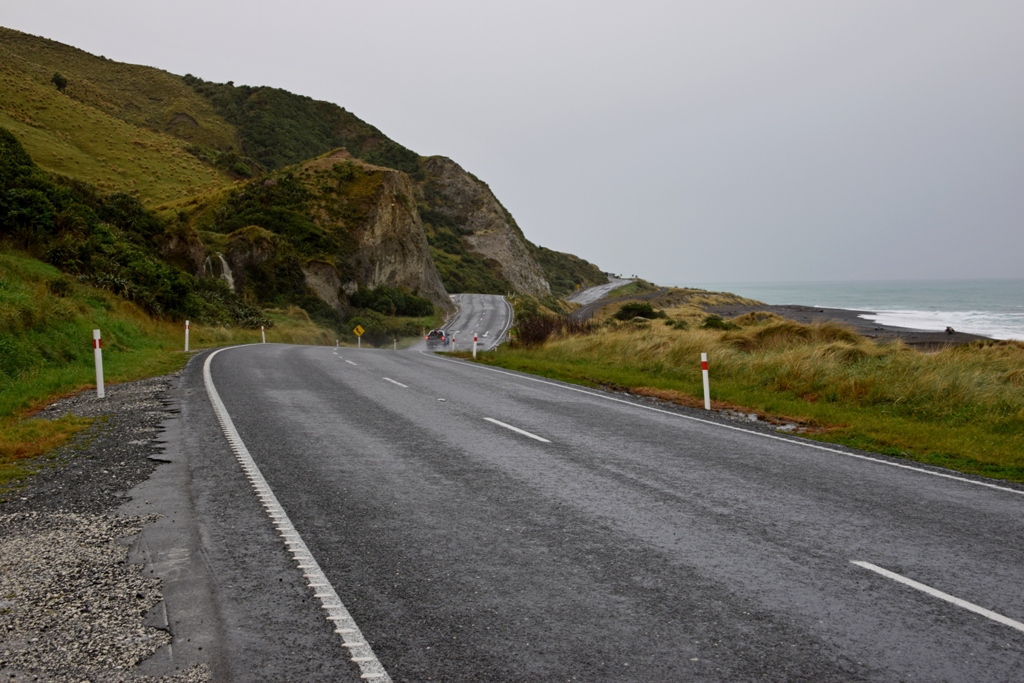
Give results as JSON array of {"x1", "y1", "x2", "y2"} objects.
[
  {"x1": 0, "y1": 28, "x2": 236, "y2": 206},
  {"x1": 0, "y1": 26, "x2": 606, "y2": 298},
  {"x1": 0, "y1": 26, "x2": 610, "y2": 482}
]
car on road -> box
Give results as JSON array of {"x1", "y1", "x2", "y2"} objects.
[{"x1": 425, "y1": 329, "x2": 450, "y2": 349}]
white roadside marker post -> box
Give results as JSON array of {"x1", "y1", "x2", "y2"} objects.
[
  {"x1": 358, "y1": 336, "x2": 361, "y2": 350},
  {"x1": 394, "y1": 339, "x2": 397, "y2": 351},
  {"x1": 336, "y1": 339, "x2": 339, "y2": 348},
  {"x1": 701, "y1": 352, "x2": 711, "y2": 410},
  {"x1": 473, "y1": 334, "x2": 478, "y2": 359},
  {"x1": 261, "y1": 326, "x2": 266, "y2": 343},
  {"x1": 184, "y1": 320, "x2": 190, "y2": 352},
  {"x1": 93, "y1": 329, "x2": 105, "y2": 399}
]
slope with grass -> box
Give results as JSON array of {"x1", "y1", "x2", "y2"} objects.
[
  {"x1": 0, "y1": 126, "x2": 271, "y2": 324},
  {"x1": 0, "y1": 249, "x2": 344, "y2": 487},
  {"x1": 0, "y1": 27, "x2": 606, "y2": 301},
  {"x1": 478, "y1": 309, "x2": 1024, "y2": 483},
  {"x1": 0, "y1": 29, "x2": 237, "y2": 206}
]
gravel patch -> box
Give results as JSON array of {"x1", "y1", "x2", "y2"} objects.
[{"x1": 0, "y1": 373, "x2": 209, "y2": 682}]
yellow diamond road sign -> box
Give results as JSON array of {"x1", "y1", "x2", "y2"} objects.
[{"x1": 352, "y1": 324, "x2": 365, "y2": 337}]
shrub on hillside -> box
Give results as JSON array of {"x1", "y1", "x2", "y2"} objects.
[
  {"x1": 701, "y1": 314, "x2": 739, "y2": 330},
  {"x1": 184, "y1": 145, "x2": 257, "y2": 178},
  {"x1": 532, "y1": 246, "x2": 607, "y2": 298},
  {"x1": 349, "y1": 285, "x2": 434, "y2": 317},
  {"x1": 613, "y1": 302, "x2": 666, "y2": 321},
  {"x1": 512, "y1": 314, "x2": 594, "y2": 347},
  {"x1": 0, "y1": 127, "x2": 270, "y2": 327}
]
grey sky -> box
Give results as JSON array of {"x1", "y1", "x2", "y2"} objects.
[{"x1": 5, "y1": 1, "x2": 1022, "y2": 283}]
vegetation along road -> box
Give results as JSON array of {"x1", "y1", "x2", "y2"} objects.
[{"x1": 142, "y1": 332, "x2": 1024, "y2": 681}]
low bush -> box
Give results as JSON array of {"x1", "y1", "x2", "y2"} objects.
[
  {"x1": 701, "y1": 314, "x2": 739, "y2": 330},
  {"x1": 722, "y1": 320, "x2": 860, "y2": 351},
  {"x1": 513, "y1": 314, "x2": 594, "y2": 347},
  {"x1": 614, "y1": 302, "x2": 666, "y2": 321},
  {"x1": 349, "y1": 285, "x2": 434, "y2": 317}
]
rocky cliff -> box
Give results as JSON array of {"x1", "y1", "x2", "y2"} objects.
[
  {"x1": 418, "y1": 156, "x2": 551, "y2": 296},
  {"x1": 302, "y1": 154, "x2": 451, "y2": 312},
  {"x1": 174, "y1": 152, "x2": 453, "y2": 316}
]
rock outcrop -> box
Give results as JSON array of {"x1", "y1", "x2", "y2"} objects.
[
  {"x1": 303, "y1": 155, "x2": 454, "y2": 313},
  {"x1": 302, "y1": 260, "x2": 343, "y2": 311},
  {"x1": 349, "y1": 168, "x2": 451, "y2": 308},
  {"x1": 221, "y1": 225, "x2": 285, "y2": 300},
  {"x1": 419, "y1": 156, "x2": 550, "y2": 296}
]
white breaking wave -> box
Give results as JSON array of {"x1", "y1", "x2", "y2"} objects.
[{"x1": 858, "y1": 310, "x2": 1024, "y2": 341}]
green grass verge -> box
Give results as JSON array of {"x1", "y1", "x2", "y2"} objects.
[
  {"x1": 0, "y1": 251, "x2": 339, "y2": 489},
  {"x1": 465, "y1": 322, "x2": 1024, "y2": 484}
]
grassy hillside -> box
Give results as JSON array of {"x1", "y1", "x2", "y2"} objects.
[
  {"x1": 0, "y1": 27, "x2": 240, "y2": 152},
  {"x1": 0, "y1": 250, "x2": 339, "y2": 488},
  {"x1": 0, "y1": 126, "x2": 269, "y2": 324},
  {"x1": 0, "y1": 27, "x2": 611, "y2": 300},
  {"x1": 0, "y1": 29, "x2": 236, "y2": 206}
]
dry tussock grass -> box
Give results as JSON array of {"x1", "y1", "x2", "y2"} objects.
[{"x1": 541, "y1": 312, "x2": 1024, "y2": 422}]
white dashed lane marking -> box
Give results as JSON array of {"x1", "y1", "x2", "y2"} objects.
[
  {"x1": 484, "y1": 417, "x2": 551, "y2": 443},
  {"x1": 852, "y1": 561, "x2": 1024, "y2": 633},
  {"x1": 428, "y1": 354, "x2": 1024, "y2": 498},
  {"x1": 383, "y1": 377, "x2": 408, "y2": 388}
]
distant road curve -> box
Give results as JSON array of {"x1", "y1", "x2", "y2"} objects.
[
  {"x1": 440, "y1": 293, "x2": 513, "y2": 351},
  {"x1": 566, "y1": 277, "x2": 633, "y2": 305}
]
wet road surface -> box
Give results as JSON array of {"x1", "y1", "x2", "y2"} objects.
[{"x1": 171, "y1": 342, "x2": 1024, "y2": 681}]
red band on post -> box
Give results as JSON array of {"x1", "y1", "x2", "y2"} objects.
[{"x1": 701, "y1": 361, "x2": 708, "y2": 370}]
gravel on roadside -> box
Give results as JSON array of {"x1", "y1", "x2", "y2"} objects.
[{"x1": 0, "y1": 373, "x2": 209, "y2": 682}]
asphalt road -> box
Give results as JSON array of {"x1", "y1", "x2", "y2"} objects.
[
  {"x1": 566, "y1": 277, "x2": 632, "y2": 305},
  {"x1": 174, "y1": 339, "x2": 1024, "y2": 682},
  {"x1": 443, "y1": 293, "x2": 513, "y2": 351}
]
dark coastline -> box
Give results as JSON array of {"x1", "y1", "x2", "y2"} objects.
[{"x1": 703, "y1": 303, "x2": 992, "y2": 349}]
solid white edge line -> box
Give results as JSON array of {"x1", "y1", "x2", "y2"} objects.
[
  {"x1": 851, "y1": 561, "x2": 1024, "y2": 633},
  {"x1": 203, "y1": 348, "x2": 392, "y2": 682},
  {"x1": 484, "y1": 417, "x2": 551, "y2": 443},
  {"x1": 492, "y1": 296, "x2": 514, "y2": 349},
  {"x1": 422, "y1": 352, "x2": 1024, "y2": 498},
  {"x1": 383, "y1": 377, "x2": 408, "y2": 388}
]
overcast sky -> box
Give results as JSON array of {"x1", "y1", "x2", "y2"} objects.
[{"x1": 5, "y1": 1, "x2": 1023, "y2": 284}]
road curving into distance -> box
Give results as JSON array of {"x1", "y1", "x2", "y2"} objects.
[
  {"x1": 441, "y1": 293, "x2": 514, "y2": 351},
  {"x1": 172, "y1": 334, "x2": 1024, "y2": 682}
]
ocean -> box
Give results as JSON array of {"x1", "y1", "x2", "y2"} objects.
[{"x1": 682, "y1": 280, "x2": 1024, "y2": 341}]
